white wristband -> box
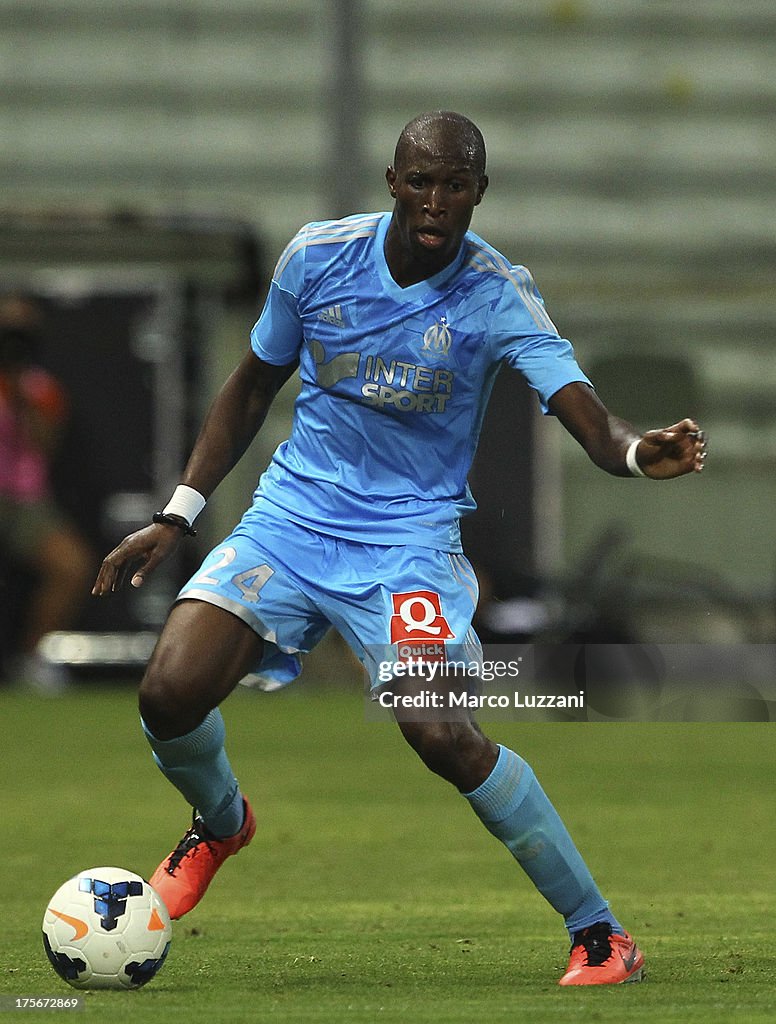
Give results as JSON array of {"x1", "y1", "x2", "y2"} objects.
[
  {"x1": 163, "y1": 485, "x2": 207, "y2": 525},
  {"x1": 625, "y1": 438, "x2": 647, "y2": 478}
]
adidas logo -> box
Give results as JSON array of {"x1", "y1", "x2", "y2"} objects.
[{"x1": 317, "y1": 304, "x2": 346, "y2": 328}]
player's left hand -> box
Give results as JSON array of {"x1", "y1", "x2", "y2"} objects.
[{"x1": 635, "y1": 419, "x2": 707, "y2": 479}]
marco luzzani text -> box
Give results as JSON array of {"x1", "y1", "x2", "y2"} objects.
[{"x1": 376, "y1": 657, "x2": 585, "y2": 710}]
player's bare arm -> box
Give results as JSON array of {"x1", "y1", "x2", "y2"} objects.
[
  {"x1": 549, "y1": 380, "x2": 707, "y2": 479},
  {"x1": 91, "y1": 352, "x2": 297, "y2": 596}
]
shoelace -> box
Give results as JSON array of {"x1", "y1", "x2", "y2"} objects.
[
  {"x1": 571, "y1": 923, "x2": 614, "y2": 967},
  {"x1": 165, "y1": 818, "x2": 217, "y2": 874}
]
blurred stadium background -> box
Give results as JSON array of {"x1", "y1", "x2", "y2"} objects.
[{"x1": 1, "y1": 0, "x2": 775, "y2": 679}]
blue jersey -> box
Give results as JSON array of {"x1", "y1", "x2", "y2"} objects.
[{"x1": 249, "y1": 212, "x2": 590, "y2": 552}]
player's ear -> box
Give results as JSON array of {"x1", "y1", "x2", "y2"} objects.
[
  {"x1": 386, "y1": 166, "x2": 398, "y2": 198},
  {"x1": 475, "y1": 175, "x2": 489, "y2": 205}
]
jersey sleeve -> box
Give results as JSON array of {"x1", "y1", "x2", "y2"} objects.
[
  {"x1": 489, "y1": 266, "x2": 592, "y2": 413},
  {"x1": 250, "y1": 226, "x2": 308, "y2": 365}
]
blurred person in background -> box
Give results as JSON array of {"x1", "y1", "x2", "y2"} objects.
[{"x1": 0, "y1": 294, "x2": 93, "y2": 692}]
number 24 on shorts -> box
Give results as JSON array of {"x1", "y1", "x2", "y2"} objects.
[{"x1": 190, "y1": 547, "x2": 274, "y2": 602}]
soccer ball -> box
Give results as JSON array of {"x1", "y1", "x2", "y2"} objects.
[{"x1": 42, "y1": 867, "x2": 172, "y2": 990}]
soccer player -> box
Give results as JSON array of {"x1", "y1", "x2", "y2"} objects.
[{"x1": 93, "y1": 111, "x2": 706, "y2": 986}]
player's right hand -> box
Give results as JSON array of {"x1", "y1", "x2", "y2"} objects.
[{"x1": 91, "y1": 523, "x2": 183, "y2": 596}]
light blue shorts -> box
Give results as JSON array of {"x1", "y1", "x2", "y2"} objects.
[{"x1": 176, "y1": 508, "x2": 481, "y2": 689}]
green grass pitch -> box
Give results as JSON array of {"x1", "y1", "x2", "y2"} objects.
[{"x1": 2, "y1": 682, "x2": 775, "y2": 1022}]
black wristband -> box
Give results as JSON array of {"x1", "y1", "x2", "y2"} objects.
[{"x1": 152, "y1": 511, "x2": 197, "y2": 537}]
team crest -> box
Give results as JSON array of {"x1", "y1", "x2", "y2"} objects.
[{"x1": 421, "y1": 317, "x2": 452, "y2": 357}]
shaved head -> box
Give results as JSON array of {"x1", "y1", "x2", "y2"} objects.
[
  {"x1": 384, "y1": 111, "x2": 488, "y2": 286},
  {"x1": 393, "y1": 111, "x2": 487, "y2": 178}
]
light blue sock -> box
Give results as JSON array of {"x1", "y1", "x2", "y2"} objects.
[
  {"x1": 464, "y1": 745, "x2": 622, "y2": 938},
  {"x1": 141, "y1": 710, "x2": 245, "y2": 839}
]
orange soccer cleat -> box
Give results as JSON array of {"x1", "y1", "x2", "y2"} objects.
[
  {"x1": 149, "y1": 799, "x2": 256, "y2": 920},
  {"x1": 558, "y1": 922, "x2": 645, "y2": 986}
]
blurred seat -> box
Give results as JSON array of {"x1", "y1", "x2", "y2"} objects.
[{"x1": 586, "y1": 351, "x2": 701, "y2": 426}]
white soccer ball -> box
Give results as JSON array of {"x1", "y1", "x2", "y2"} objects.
[{"x1": 42, "y1": 867, "x2": 172, "y2": 990}]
